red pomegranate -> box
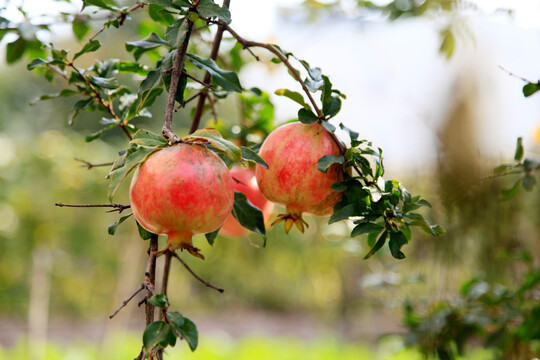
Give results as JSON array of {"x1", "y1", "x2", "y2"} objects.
[
  {"x1": 129, "y1": 143, "x2": 234, "y2": 259},
  {"x1": 220, "y1": 166, "x2": 274, "y2": 237},
  {"x1": 255, "y1": 122, "x2": 344, "y2": 233}
]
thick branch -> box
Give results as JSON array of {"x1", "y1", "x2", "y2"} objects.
[
  {"x1": 189, "y1": 0, "x2": 231, "y2": 134},
  {"x1": 160, "y1": 250, "x2": 173, "y2": 319},
  {"x1": 161, "y1": 18, "x2": 196, "y2": 142},
  {"x1": 170, "y1": 251, "x2": 224, "y2": 293},
  {"x1": 221, "y1": 22, "x2": 322, "y2": 118}
]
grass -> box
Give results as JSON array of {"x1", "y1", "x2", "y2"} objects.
[{"x1": 0, "y1": 333, "x2": 494, "y2": 360}]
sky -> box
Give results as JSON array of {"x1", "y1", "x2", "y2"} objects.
[{"x1": 2, "y1": 0, "x2": 540, "y2": 174}]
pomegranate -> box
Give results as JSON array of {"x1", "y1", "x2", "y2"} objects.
[
  {"x1": 220, "y1": 166, "x2": 274, "y2": 237},
  {"x1": 255, "y1": 121, "x2": 344, "y2": 233},
  {"x1": 129, "y1": 143, "x2": 234, "y2": 259}
]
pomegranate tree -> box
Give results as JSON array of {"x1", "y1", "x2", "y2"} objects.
[
  {"x1": 255, "y1": 121, "x2": 344, "y2": 233},
  {"x1": 221, "y1": 166, "x2": 274, "y2": 237},
  {"x1": 129, "y1": 143, "x2": 234, "y2": 259}
]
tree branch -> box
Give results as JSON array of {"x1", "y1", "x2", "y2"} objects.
[
  {"x1": 109, "y1": 284, "x2": 145, "y2": 319},
  {"x1": 170, "y1": 251, "x2": 224, "y2": 293},
  {"x1": 55, "y1": 202, "x2": 130, "y2": 213},
  {"x1": 221, "y1": 22, "x2": 323, "y2": 118},
  {"x1": 161, "y1": 16, "x2": 196, "y2": 143},
  {"x1": 188, "y1": 0, "x2": 231, "y2": 134},
  {"x1": 88, "y1": 2, "x2": 146, "y2": 42}
]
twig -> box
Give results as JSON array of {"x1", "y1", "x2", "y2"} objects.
[
  {"x1": 161, "y1": 9, "x2": 197, "y2": 143},
  {"x1": 499, "y1": 65, "x2": 537, "y2": 84},
  {"x1": 207, "y1": 93, "x2": 219, "y2": 122},
  {"x1": 182, "y1": 71, "x2": 214, "y2": 88},
  {"x1": 66, "y1": 62, "x2": 133, "y2": 140},
  {"x1": 55, "y1": 202, "x2": 131, "y2": 213},
  {"x1": 88, "y1": 2, "x2": 145, "y2": 42},
  {"x1": 109, "y1": 284, "x2": 145, "y2": 319},
  {"x1": 170, "y1": 252, "x2": 224, "y2": 293},
  {"x1": 160, "y1": 250, "x2": 173, "y2": 320},
  {"x1": 74, "y1": 157, "x2": 113, "y2": 169},
  {"x1": 221, "y1": 22, "x2": 322, "y2": 118},
  {"x1": 189, "y1": 0, "x2": 231, "y2": 134},
  {"x1": 174, "y1": 91, "x2": 202, "y2": 113},
  {"x1": 483, "y1": 169, "x2": 525, "y2": 181}
]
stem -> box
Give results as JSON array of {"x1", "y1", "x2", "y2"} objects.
[
  {"x1": 161, "y1": 15, "x2": 196, "y2": 142},
  {"x1": 498, "y1": 65, "x2": 536, "y2": 84},
  {"x1": 189, "y1": 0, "x2": 231, "y2": 134},
  {"x1": 170, "y1": 252, "x2": 224, "y2": 293},
  {"x1": 221, "y1": 22, "x2": 323, "y2": 118},
  {"x1": 74, "y1": 157, "x2": 113, "y2": 169},
  {"x1": 160, "y1": 250, "x2": 173, "y2": 320},
  {"x1": 88, "y1": 2, "x2": 145, "y2": 42},
  {"x1": 144, "y1": 235, "x2": 159, "y2": 324}
]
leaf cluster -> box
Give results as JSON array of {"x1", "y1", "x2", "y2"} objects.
[
  {"x1": 492, "y1": 137, "x2": 540, "y2": 200},
  {"x1": 403, "y1": 264, "x2": 540, "y2": 359},
  {"x1": 143, "y1": 294, "x2": 199, "y2": 355},
  {"x1": 318, "y1": 123, "x2": 443, "y2": 260}
]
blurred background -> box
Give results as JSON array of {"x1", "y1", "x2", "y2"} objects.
[{"x1": 1, "y1": 0, "x2": 540, "y2": 359}]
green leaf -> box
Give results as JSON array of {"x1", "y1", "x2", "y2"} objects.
[
  {"x1": 117, "y1": 61, "x2": 149, "y2": 75},
  {"x1": 363, "y1": 230, "x2": 388, "y2": 259},
  {"x1": 323, "y1": 96, "x2": 341, "y2": 118},
  {"x1": 351, "y1": 222, "x2": 384, "y2": 237},
  {"x1": 126, "y1": 33, "x2": 168, "y2": 60},
  {"x1": 170, "y1": 317, "x2": 198, "y2": 351},
  {"x1": 85, "y1": 123, "x2": 116, "y2": 142},
  {"x1": 514, "y1": 137, "x2": 524, "y2": 161},
  {"x1": 90, "y1": 75, "x2": 118, "y2": 89},
  {"x1": 108, "y1": 213, "x2": 133, "y2": 235},
  {"x1": 82, "y1": 0, "x2": 118, "y2": 11},
  {"x1": 523, "y1": 82, "x2": 540, "y2": 97},
  {"x1": 205, "y1": 227, "x2": 221, "y2": 246},
  {"x1": 142, "y1": 321, "x2": 176, "y2": 353},
  {"x1": 298, "y1": 108, "x2": 318, "y2": 124},
  {"x1": 274, "y1": 89, "x2": 309, "y2": 109},
  {"x1": 501, "y1": 179, "x2": 521, "y2": 200},
  {"x1": 27, "y1": 58, "x2": 49, "y2": 70},
  {"x1": 135, "y1": 88, "x2": 164, "y2": 116},
  {"x1": 184, "y1": 128, "x2": 242, "y2": 162},
  {"x1": 405, "y1": 213, "x2": 444, "y2": 236},
  {"x1": 166, "y1": 311, "x2": 185, "y2": 329},
  {"x1": 523, "y1": 158, "x2": 540, "y2": 171},
  {"x1": 148, "y1": 4, "x2": 176, "y2": 25},
  {"x1": 321, "y1": 121, "x2": 336, "y2": 133},
  {"x1": 198, "y1": 0, "x2": 232, "y2": 24},
  {"x1": 140, "y1": 68, "x2": 163, "y2": 92},
  {"x1": 339, "y1": 123, "x2": 359, "y2": 141},
  {"x1": 388, "y1": 231, "x2": 408, "y2": 259},
  {"x1": 232, "y1": 191, "x2": 266, "y2": 236},
  {"x1": 130, "y1": 129, "x2": 168, "y2": 147},
  {"x1": 186, "y1": 53, "x2": 242, "y2": 92},
  {"x1": 317, "y1": 154, "x2": 345, "y2": 173},
  {"x1": 30, "y1": 89, "x2": 77, "y2": 104},
  {"x1": 137, "y1": 221, "x2": 155, "y2": 240},
  {"x1": 72, "y1": 18, "x2": 91, "y2": 40},
  {"x1": 439, "y1": 27, "x2": 455, "y2": 59},
  {"x1": 73, "y1": 40, "x2": 101, "y2": 60},
  {"x1": 328, "y1": 203, "x2": 361, "y2": 224},
  {"x1": 6, "y1": 36, "x2": 26, "y2": 64},
  {"x1": 522, "y1": 173, "x2": 536, "y2": 191},
  {"x1": 107, "y1": 146, "x2": 163, "y2": 202},
  {"x1": 147, "y1": 0, "x2": 191, "y2": 9},
  {"x1": 165, "y1": 17, "x2": 189, "y2": 48},
  {"x1": 148, "y1": 294, "x2": 169, "y2": 309},
  {"x1": 240, "y1": 146, "x2": 268, "y2": 169}
]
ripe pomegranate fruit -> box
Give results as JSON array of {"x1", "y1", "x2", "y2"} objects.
[
  {"x1": 255, "y1": 121, "x2": 344, "y2": 233},
  {"x1": 220, "y1": 166, "x2": 274, "y2": 237},
  {"x1": 129, "y1": 143, "x2": 234, "y2": 259}
]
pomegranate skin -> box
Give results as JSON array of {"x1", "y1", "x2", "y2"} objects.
[
  {"x1": 220, "y1": 166, "x2": 274, "y2": 237},
  {"x1": 255, "y1": 122, "x2": 343, "y2": 232},
  {"x1": 129, "y1": 143, "x2": 234, "y2": 257}
]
